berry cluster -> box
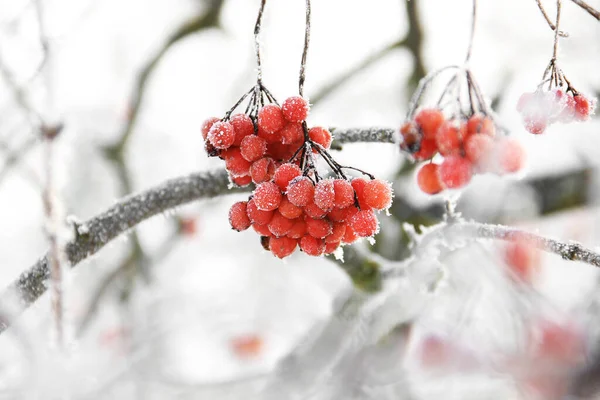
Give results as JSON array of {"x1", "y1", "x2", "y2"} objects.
[
  {"x1": 517, "y1": 89, "x2": 596, "y2": 135},
  {"x1": 400, "y1": 108, "x2": 525, "y2": 195},
  {"x1": 203, "y1": 91, "x2": 393, "y2": 258}
]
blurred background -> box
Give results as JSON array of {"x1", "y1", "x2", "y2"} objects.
[{"x1": 0, "y1": 0, "x2": 600, "y2": 398}]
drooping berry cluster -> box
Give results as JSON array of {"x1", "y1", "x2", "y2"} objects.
[
  {"x1": 203, "y1": 89, "x2": 393, "y2": 258},
  {"x1": 517, "y1": 89, "x2": 596, "y2": 135},
  {"x1": 400, "y1": 108, "x2": 525, "y2": 195}
]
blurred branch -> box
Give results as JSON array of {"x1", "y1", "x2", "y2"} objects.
[
  {"x1": 534, "y1": 0, "x2": 570, "y2": 36},
  {"x1": 570, "y1": 0, "x2": 600, "y2": 20},
  {"x1": 0, "y1": 137, "x2": 41, "y2": 188}
]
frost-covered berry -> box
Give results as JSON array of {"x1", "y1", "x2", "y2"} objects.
[
  {"x1": 314, "y1": 179, "x2": 335, "y2": 211},
  {"x1": 280, "y1": 123, "x2": 304, "y2": 145},
  {"x1": 274, "y1": 163, "x2": 302, "y2": 191},
  {"x1": 208, "y1": 121, "x2": 236, "y2": 149},
  {"x1": 246, "y1": 198, "x2": 274, "y2": 225},
  {"x1": 231, "y1": 175, "x2": 252, "y2": 187},
  {"x1": 309, "y1": 127, "x2": 332, "y2": 149},
  {"x1": 304, "y1": 201, "x2": 328, "y2": 219},
  {"x1": 325, "y1": 222, "x2": 346, "y2": 244},
  {"x1": 332, "y1": 179, "x2": 355, "y2": 209},
  {"x1": 305, "y1": 217, "x2": 333, "y2": 239},
  {"x1": 573, "y1": 94, "x2": 595, "y2": 121},
  {"x1": 278, "y1": 196, "x2": 303, "y2": 219},
  {"x1": 224, "y1": 148, "x2": 252, "y2": 177},
  {"x1": 415, "y1": 108, "x2": 445, "y2": 140},
  {"x1": 287, "y1": 219, "x2": 307, "y2": 239},
  {"x1": 300, "y1": 235, "x2": 325, "y2": 256},
  {"x1": 496, "y1": 137, "x2": 525, "y2": 173},
  {"x1": 350, "y1": 178, "x2": 370, "y2": 209},
  {"x1": 524, "y1": 116, "x2": 547, "y2": 135},
  {"x1": 282, "y1": 96, "x2": 309, "y2": 123},
  {"x1": 465, "y1": 114, "x2": 495, "y2": 138},
  {"x1": 268, "y1": 211, "x2": 295, "y2": 237},
  {"x1": 349, "y1": 209, "x2": 379, "y2": 238},
  {"x1": 270, "y1": 236, "x2": 298, "y2": 259},
  {"x1": 417, "y1": 163, "x2": 444, "y2": 195},
  {"x1": 324, "y1": 241, "x2": 341, "y2": 255},
  {"x1": 202, "y1": 117, "x2": 220, "y2": 140},
  {"x1": 464, "y1": 134, "x2": 494, "y2": 165},
  {"x1": 439, "y1": 155, "x2": 472, "y2": 189},
  {"x1": 436, "y1": 122, "x2": 462, "y2": 156},
  {"x1": 240, "y1": 135, "x2": 267, "y2": 162},
  {"x1": 230, "y1": 113, "x2": 254, "y2": 146},
  {"x1": 363, "y1": 179, "x2": 393, "y2": 210},
  {"x1": 253, "y1": 223, "x2": 272, "y2": 237},
  {"x1": 328, "y1": 205, "x2": 358, "y2": 223},
  {"x1": 399, "y1": 121, "x2": 420, "y2": 153},
  {"x1": 342, "y1": 225, "x2": 358, "y2": 244},
  {"x1": 258, "y1": 104, "x2": 285, "y2": 134},
  {"x1": 253, "y1": 181, "x2": 282, "y2": 211},
  {"x1": 413, "y1": 138, "x2": 438, "y2": 161},
  {"x1": 287, "y1": 177, "x2": 315, "y2": 207},
  {"x1": 229, "y1": 201, "x2": 251, "y2": 231},
  {"x1": 250, "y1": 157, "x2": 276, "y2": 184}
]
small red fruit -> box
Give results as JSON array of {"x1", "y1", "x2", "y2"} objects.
[
  {"x1": 439, "y1": 155, "x2": 472, "y2": 189},
  {"x1": 229, "y1": 201, "x2": 251, "y2": 231},
  {"x1": 363, "y1": 179, "x2": 393, "y2": 210},
  {"x1": 258, "y1": 104, "x2": 285, "y2": 134},
  {"x1": 208, "y1": 121, "x2": 236, "y2": 149},
  {"x1": 415, "y1": 108, "x2": 445, "y2": 140},
  {"x1": 282, "y1": 96, "x2": 309, "y2": 123},
  {"x1": 417, "y1": 163, "x2": 444, "y2": 195},
  {"x1": 253, "y1": 181, "x2": 282, "y2": 211}
]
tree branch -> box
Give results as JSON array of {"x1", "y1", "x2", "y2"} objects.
[
  {"x1": 534, "y1": 0, "x2": 569, "y2": 36},
  {"x1": 570, "y1": 0, "x2": 600, "y2": 20}
]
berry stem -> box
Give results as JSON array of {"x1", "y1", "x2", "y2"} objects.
[
  {"x1": 254, "y1": 0, "x2": 267, "y2": 85},
  {"x1": 465, "y1": 0, "x2": 477, "y2": 63},
  {"x1": 224, "y1": 86, "x2": 255, "y2": 120},
  {"x1": 534, "y1": 0, "x2": 569, "y2": 36},
  {"x1": 407, "y1": 65, "x2": 461, "y2": 120},
  {"x1": 552, "y1": 0, "x2": 563, "y2": 61},
  {"x1": 299, "y1": 0, "x2": 311, "y2": 97}
]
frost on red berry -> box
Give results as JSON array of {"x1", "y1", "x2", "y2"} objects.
[
  {"x1": 349, "y1": 209, "x2": 379, "y2": 238},
  {"x1": 415, "y1": 108, "x2": 445, "y2": 140},
  {"x1": 495, "y1": 137, "x2": 525, "y2": 174},
  {"x1": 287, "y1": 177, "x2": 315, "y2": 207},
  {"x1": 274, "y1": 163, "x2": 302, "y2": 191},
  {"x1": 253, "y1": 181, "x2": 282, "y2": 211},
  {"x1": 270, "y1": 236, "x2": 298, "y2": 259},
  {"x1": 413, "y1": 138, "x2": 438, "y2": 161},
  {"x1": 224, "y1": 148, "x2": 252, "y2": 177},
  {"x1": 305, "y1": 217, "x2": 332, "y2": 239},
  {"x1": 464, "y1": 134, "x2": 494, "y2": 166},
  {"x1": 231, "y1": 175, "x2": 252, "y2": 187},
  {"x1": 230, "y1": 113, "x2": 255, "y2": 146},
  {"x1": 573, "y1": 94, "x2": 595, "y2": 121},
  {"x1": 324, "y1": 241, "x2": 341, "y2": 255},
  {"x1": 325, "y1": 222, "x2": 346, "y2": 244},
  {"x1": 250, "y1": 157, "x2": 276, "y2": 184},
  {"x1": 350, "y1": 178, "x2": 370, "y2": 210},
  {"x1": 332, "y1": 179, "x2": 354, "y2": 209},
  {"x1": 258, "y1": 104, "x2": 285, "y2": 134},
  {"x1": 524, "y1": 116, "x2": 547, "y2": 135},
  {"x1": 279, "y1": 196, "x2": 303, "y2": 219},
  {"x1": 282, "y1": 96, "x2": 309, "y2": 123},
  {"x1": 399, "y1": 121, "x2": 420, "y2": 153},
  {"x1": 439, "y1": 155, "x2": 472, "y2": 189},
  {"x1": 253, "y1": 222, "x2": 272, "y2": 237},
  {"x1": 342, "y1": 225, "x2": 358, "y2": 244},
  {"x1": 417, "y1": 163, "x2": 444, "y2": 195},
  {"x1": 202, "y1": 117, "x2": 220, "y2": 140},
  {"x1": 246, "y1": 199, "x2": 274, "y2": 226},
  {"x1": 308, "y1": 127, "x2": 332, "y2": 150},
  {"x1": 363, "y1": 179, "x2": 393, "y2": 210},
  {"x1": 287, "y1": 219, "x2": 307, "y2": 239},
  {"x1": 304, "y1": 201, "x2": 328, "y2": 219},
  {"x1": 208, "y1": 121, "x2": 236, "y2": 150},
  {"x1": 240, "y1": 135, "x2": 267, "y2": 162},
  {"x1": 436, "y1": 122, "x2": 462, "y2": 156},
  {"x1": 328, "y1": 205, "x2": 358, "y2": 223},
  {"x1": 314, "y1": 179, "x2": 335, "y2": 212},
  {"x1": 280, "y1": 123, "x2": 304, "y2": 145},
  {"x1": 465, "y1": 114, "x2": 495, "y2": 139},
  {"x1": 299, "y1": 235, "x2": 325, "y2": 256},
  {"x1": 268, "y1": 211, "x2": 295, "y2": 237},
  {"x1": 229, "y1": 201, "x2": 251, "y2": 231}
]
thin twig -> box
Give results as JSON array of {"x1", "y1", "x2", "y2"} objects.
[
  {"x1": 553, "y1": 0, "x2": 563, "y2": 60},
  {"x1": 299, "y1": 0, "x2": 311, "y2": 97},
  {"x1": 254, "y1": 0, "x2": 266, "y2": 84},
  {"x1": 534, "y1": 0, "x2": 569, "y2": 36},
  {"x1": 570, "y1": 0, "x2": 600, "y2": 20},
  {"x1": 465, "y1": 0, "x2": 477, "y2": 63}
]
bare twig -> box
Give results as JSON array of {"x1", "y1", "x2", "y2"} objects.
[
  {"x1": 254, "y1": 0, "x2": 266, "y2": 84},
  {"x1": 299, "y1": 0, "x2": 311, "y2": 97},
  {"x1": 0, "y1": 137, "x2": 41, "y2": 188},
  {"x1": 553, "y1": 0, "x2": 563, "y2": 60},
  {"x1": 465, "y1": 0, "x2": 478, "y2": 63},
  {"x1": 534, "y1": 0, "x2": 569, "y2": 36},
  {"x1": 570, "y1": 0, "x2": 600, "y2": 20}
]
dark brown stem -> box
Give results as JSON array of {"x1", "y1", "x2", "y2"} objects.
[
  {"x1": 535, "y1": 0, "x2": 569, "y2": 36},
  {"x1": 570, "y1": 0, "x2": 600, "y2": 20},
  {"x1": 299, "y1": 0, "x2": 311, "y2": 97}
]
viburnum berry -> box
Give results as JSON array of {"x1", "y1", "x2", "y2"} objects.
[
  {"x1": 250, "y1": 157, "x2": 276, "y2": 184},
  {"x1": 287, "y1": 219, "x2": 307, "y2": 239},
  {"x1": 246, "y1": 199, "x2": 274, "y2": 226},
  {"x1": 230, "y1": 113, "x2": 254, "y2": 146},
  {"x1": 253, "y1": 223, "x2": 272, "y2": 237},
  {"x1": 269, "y1": 236, "x2": 298, "y2": 259},
  {"x1": 363, "y1": 179, "x2": 393, "y2": 210},
  {"x1": 253, "y1": 181, "x2": 282, "y2": 211},
  {"x1": 208, "y1": 121, "x2": 236, "y2": 149},
  {"x1": 342, "y1": 225, "x2": 359, "y2": 244},
  {"x1": 328, "y1": 205, "x2": 358, "y2": 222},
  {"x1": 240, "y1": 135, "x2": 267, "y2": 162},
  {"x1": 309, "y1": 127, "x2": 332, "y2": 149},
  {"x1": 417, "y1": 163, "x2": 444, "y2": 195},
  {"x1": 524, "y1": 116, "x2": 547, "y2": 135},
  {"x1": 349, "y1": 209, "x2": 379, "y2": 237},
  {"x1": 304, "y1": 201, "x2": 328, "y2": 219},
  {"x1": 325, "y1": 222, "x2": 346, "y2": 244},
  {"x1": 415, "y1": 108, "x2": 445, "y2": 140},
  {"x1": 324, "y1": 241, "x2": 341, "y2": 255},
  {"x1": 439, "y1": 155, "x2": 472, "y2": 189},
  {"x1": 202, "y1": 117, "x2": 220, "y2": 140},
  {"x1": 282, "y1": 96, "x2": 309, "y2": 123},
  {"x1": 332, "y1": 179, "x2": 355, "y2": 209},
  {"x1": 573, "y1": 94, "x2": 594, "y2": 121},
  {"x1": 231, "y1": 175, "x2": 252, "y2": 187},
  {"x1": 313, "y1": 179, "x2": 335, "y2": 212},
  {"x1": 299, "y1": 235, "x2": 325, "y2": 256},
  {"x1": 305, "y1": 217, "x2": 333, "y2": 239},
  {"x1": 280, "y1": 123, "x2": 304, "y2": 145},
  {"x1": 268, "y1": 211, "x2": 295, "y2": 237},
  {"x1": 258, "y1": 104, "x2": 285, "y2": 134},
  {"x1": 436, "y1": 122, "x2": 462, "y2": 156},
  {"x1": 399, "y1": 121, "x2": 420, "y2": 153},
  {"x1": 558, "y1": 96, "x2": 577, "y2": 123},
  {"x1": 517, "y1": 92, "x2": 534, "y2": 113},
  {"x1": 464, "y1": 134, "x2": 494, "y2": 166},
  {"x1": 278, "y1": 196, "x2": 303, "y2": 219},
  {"x1": 350, "y1": 178, "x2": 370, "y2": 209},
  {"x1": 286, "y1": 176, "x2": 315, "y2": 207},
  {"x1": 274, "y1": 163, "x2": 302, "y2": 191},
  {"x1": 413, "y1": 138, "x2": 438, "y2": 161},
  {"x1": 496, "y1": 137, "x2": 525, "y2": 173},
  {"x1": 229, "y1": 201, "x2": 251, "y2": 231},
  {"x1": 465, "y1": 114, "x2": 495, "y2": 138},
  {"x1": 223, "y1": 148, "x2": 252, "y2": 177}
]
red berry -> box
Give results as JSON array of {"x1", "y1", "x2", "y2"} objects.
[
  {"x1": 465, "y1": 114, "x2": 495, "y2": 139},
  {"x1": 496, "y1": 137, "x2": 525, "y2": 173},
  {"x1": 349, "y1": 209, "x2": 379, "y2": 237},
  {"x1": 342, "y1": 225, "x2": 358, "y2": 244},
  {"x1": 246, "y1": 199, "x2": 274, "y2": 225},
  {"x1": 413, "y1": 138, "x2": 438, "y2": 161},
  {"x1": 280, "y1": 123, "x2": 304, "y2": 145},
  {"x1": 253, "y1": 181, "x2": 282, "y2": 211},
  {"x1": 325, "y1": 222, "x2": 346, "y2": 243},
  {"x1": 268, "y1": 211, "x2": 295, "y2": 237},
  {"x1": 464, "y1": 134, "x2": 494, "y2": 165},
  {"x1": 202, "y1": 117, "x2": 220, "y2": 140},
  {"x1": 229, "y1": 201, "x2": 251, "y2": 231},
  {"x1": 230, "y1": 114, "x2": 254, "y2": 146},
  {"x1": 224, "y1": 148, "x2": 252, "y2": 177},
  {"x1": 531, "y1": 320, "x2": 584, "y2": 365},
  {"x1": 350, "y1": 178, "x2": 370, "y2": 209},
  {"x1": 314, "y1": 179, "x2": 335, "y2": 211},
  {"x1": 279, "y1": 196, "x2": 303, "y2": 219},
  {"x1": 524, "y1": 116, "x2": 547, "y2": 135},
  {"x1": 299, "y1": 236, "x2": 325, "y2": 256},
  {"x1": 363, "y1": 179, "x2": 393, "y2": 210},
  {"x1": 309, "y1": 127, "x2": 332, "y2": 150},
  {"x1": 439, "y1": 155, "x2": 472, "y2": 189},
  {"x1": 503, "y1": 242, "x2": 540, "y2": 283},
  {"x1": 436, "y1": 122, "x2": 462, "y2": 156},
  {"x1": 287, "y1": 219, "x2": 307, "y2": 239},
  {"x1": 517, "y1": 92, "x2": 534, "y2": 113},
  {"x1": 208, "y1": 121, "x2": 235, "y2": 149},
  {"x1": 231, "y1": 175, "x2": 252, "y2": 187},
  {"x1": 179, "y1": 217, "x2": 197, "y2": 236},
  {"x1": 415, "y1": 108, "x2": 445, "y2": 140},
  {"x1": 328, "y1": 205, "x2": 358, "y2": 222},
  {"x1": 324, "y1": 241, "x2": 341, "y2": 255},
  {"x1": 558, "y1": 95, "x2": 577, "y2": 123},
  {"x1": 305, "y1": 217, "x2": 332, "y2": 239},
  {"x1": 332, "y1": 179, "x2": 355, "y2": 209},
  {"x1": 399, "y1": 121, "x2": 420, "y2": 153},
  {"x1": 240, "y1": 135, "x2": 267, "y2": 162},
  {"x1": 282, "y1": 96, "x2": 309, "y2": 123},
  {"x1": 304, "y1": 201, "x2": 328, "y2": 219},
  {"x1": 257, "y1": 125, "x2": 280, "y2": 144},
  {"x1": 253, "y1": 223, "x2": 272, "y2": 237},
  {"x1": 258, "y1": 104, "x2": 285, "y2": 134},
  {"x1": 274, "y1": 163, "x2": 302, "y2": 191},
  {"x1": 417, "y1": 163, "x2": 444, "y2": 195},
  {"x1": 287, "y1": 177, "x2": 315, "y2": 207},
  {"x1": 250, "y1": 157, "x2": 276, "y2": 184},
  {"x1": 573, "y1": 94, "x2": 594, "y2": 121},
  {"x1": 269, "y1": 236, "x2": 298, "y2": 259}
]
